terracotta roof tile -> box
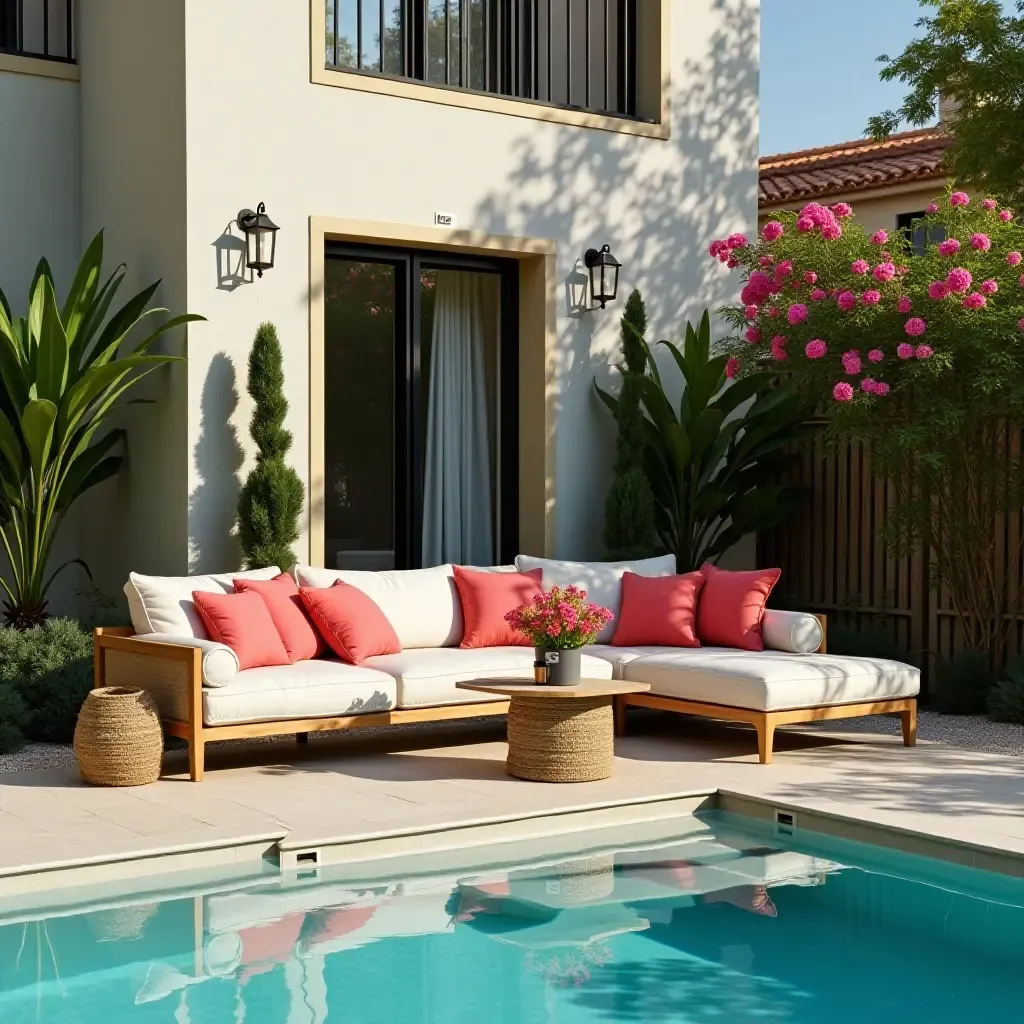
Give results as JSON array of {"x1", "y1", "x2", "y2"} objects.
[{"x1": 759, "y1": 128, "x2": 951, "y2": 207}]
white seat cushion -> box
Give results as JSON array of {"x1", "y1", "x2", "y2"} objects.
[
  {"x1": 292, "y1": 564, "x2": 517, "y2": 649},
  {"x1": 515, "y1": 555, "x2": 676, "y2": 642},
  {"x1": 585, "y1": 644, "x2": 673, "y2": 680},
  {"x1": 363, "y1": 647, "x2": 613, "y2": 709},
  {"x1": 125, "y1": 567, "x2": 282, "y2": 638},
  {"x1": 202, "y1": 659, "x2": 396, "y2": 726},
  {"x1": 618, "y1": 647, "x2": 920, "y2": 712}
]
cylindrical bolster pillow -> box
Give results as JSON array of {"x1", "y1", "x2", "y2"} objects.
[
  {"x1": 133, "y1": 634, "x2": 240, "y2": 687},
  {"x1": 760, "y1": 610, "x2": 823, "y2": 654}
]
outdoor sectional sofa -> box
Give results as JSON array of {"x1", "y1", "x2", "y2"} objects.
[{"x1": 93, "y1": 556, "x2": 920, "y2": 781}]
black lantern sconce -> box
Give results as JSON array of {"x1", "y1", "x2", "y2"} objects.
[
  {"x1": 584, "y1": 244, "x2": 622, "y2": 310},
  {"x1": 237, "y1": 202, "x2": 280, "y2": 278}
]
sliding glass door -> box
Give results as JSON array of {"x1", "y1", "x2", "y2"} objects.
[{"x1": 323, "y1": 245, "x2": 518, "y2": 571}]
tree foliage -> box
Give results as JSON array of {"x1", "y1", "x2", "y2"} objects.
[
  {"x1": 603, "y1": 289, "x2": 658, "y2": 560},
  {"x1": 237, "y1": 323, "x2": 305, "y2": 570},
  {"x1": 867, "y1": 0, "x2": 1024, "y2": 210},
  {"x1": 716, "y1": 189, "x2": 1024, "y2": 664}
]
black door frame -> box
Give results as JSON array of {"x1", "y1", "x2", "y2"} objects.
[{"x1": 324, "y1": 242, "x2": 519, "y2": 569}]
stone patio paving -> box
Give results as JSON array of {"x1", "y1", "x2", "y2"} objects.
[{"x1": 1, "y1": 712, "x2": 1022, "y2": 898}]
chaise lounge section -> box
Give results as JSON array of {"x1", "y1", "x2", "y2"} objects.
[{"x1": 93, "y1": 556, "x2": 920, "y2": 779}]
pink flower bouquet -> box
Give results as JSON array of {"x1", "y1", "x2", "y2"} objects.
[{"x1": 505, "y1": 585, "x2": 613, "y2": 650}]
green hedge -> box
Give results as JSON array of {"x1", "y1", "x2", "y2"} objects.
[{"x1": 0, "y1": 619, "x2": 93, "y2": 751}]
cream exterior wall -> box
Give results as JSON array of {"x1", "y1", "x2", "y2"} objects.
[
  {"x1": 75, "y1": 0, "x2": 190, "y2": 600},
  {"x1": 760, "y1": 182, "x2": 948, "y2": 235},
  {"x1": 181, "y1": 0, "x2": 760, "y2": 573}
]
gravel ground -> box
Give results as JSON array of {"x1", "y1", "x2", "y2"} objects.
[{"x1": 1, "y1": 710, "x2": 1020, "y2": 774}]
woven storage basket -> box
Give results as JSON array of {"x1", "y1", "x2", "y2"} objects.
[
  {"x1": 74, "y1": 687, "x2": 163, "y2": 787},
  {"x1": 548, "y1": 854, "x2": 616, "y2": 903}
]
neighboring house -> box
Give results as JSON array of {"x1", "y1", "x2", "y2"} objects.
[
  {"x1": 759, "y1": 127, "x2": 952, "y2": 248},
  {"x1": 0, "y1": 0, "x2": 759, "y2": 609}
]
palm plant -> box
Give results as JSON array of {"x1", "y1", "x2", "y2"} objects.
[
  {"x1": 0, "y1": 232, "x2": 204, "y2": 627},
  {"x1": 597, "y1": 311, "x2": 810, "y2": 573}
]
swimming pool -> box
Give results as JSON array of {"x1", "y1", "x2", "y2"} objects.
[{"x1": 1, "y1": 813, "x2": 1021, "y2": 1022}]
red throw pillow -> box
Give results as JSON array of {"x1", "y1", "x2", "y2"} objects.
[
  {"x1": 695, "y1": 563, "x2": 781, "y2": 651},
  {"x1": 299, "y1": 583, "x2": 401, "y2": 664},
  {"x1": 453, "y1": 566, "x2": 544, "y2": 648},
  {"x1": 612, "y1": 571, "x2": 705, "y2": 648},
  {"x1": 235, "y1": 573, "x2": 324, "y2": 662},
  {"x1": 192, "y1": 590, "x2": 291, "y2": 670}
]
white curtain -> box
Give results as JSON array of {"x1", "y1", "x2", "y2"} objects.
[{"x1": 421, "y1": 270, "x2": 498, "y2": 566}]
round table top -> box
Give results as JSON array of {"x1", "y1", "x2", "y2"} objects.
[{"x1": 455, "y1": 678, "x2": 651, "y2": 699}]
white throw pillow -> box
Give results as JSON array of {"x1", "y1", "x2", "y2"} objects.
[
  {"x1": 514, "y1": 554, "x2": 676, "y2": 643},
  {"x1": 761, "y1": 609, "x2": 823, "y2": 654},
  {"x1": 125, "y1": 567, "x2": 282, "y2": 638},
  {"x1": 292, "y1": 564, "x2": 518, "y2": 649}
]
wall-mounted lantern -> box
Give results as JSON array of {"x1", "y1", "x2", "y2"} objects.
[
  {"x1": 584, "y1": 244, "x2": 622, "y2": 310},
  {"x1": 237, "y1": 202, "x2": 279, "y2": 278}
]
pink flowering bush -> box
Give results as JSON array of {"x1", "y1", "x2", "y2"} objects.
[
  {"x1": 710, "y1": 187, "x2": 1024, "y2": 661},
  {"x1": 505, "y1": 586, "x2": 613, "y2": 650}
]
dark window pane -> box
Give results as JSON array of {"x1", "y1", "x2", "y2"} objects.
[
  {"x1": 382, "y1": 0, "x2": 403, "y2": 75},
  {"x1": 324, "y1": 259, "x2": 396, "y2": 571}
]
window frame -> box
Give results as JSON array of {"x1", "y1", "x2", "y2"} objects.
[{"x1": 311, "y1": 0, "x2": 670, "y2": 139}]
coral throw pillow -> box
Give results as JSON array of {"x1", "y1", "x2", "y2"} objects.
[
  {"x1": 453, "y1": 566, "x2": 544, "y2": 648},
  {"x1": 696, "y1": 563, "x2": 782, "y2": 651},
  {"x1": 234, "y1": 573, "x2": 324, "y2": 662},
  {"x1": 192, "y1": 590, "x2": 291, "y2": 670},
  {"x1": 299, "y1": 583, "x2": 401, "y2": 664},
  {"x1": 612, "y1": 571, "x2": 705, "y2": 648}
]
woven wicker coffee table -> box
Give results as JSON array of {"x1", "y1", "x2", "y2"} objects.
[{"x1": 456, "y1": 679, "x2": 651, "y2": 783}]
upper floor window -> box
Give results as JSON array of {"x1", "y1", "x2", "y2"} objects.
[
  {"x1": 0, "y1": 0, "x2": 75, "y2": 62},
  {"x1": 897, "y1": 211, "x2": 946, "y2": 256},
  {"x1": 325, "y1": 0, "x2": 643, "y2": 120}
]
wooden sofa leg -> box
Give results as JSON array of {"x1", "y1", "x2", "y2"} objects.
[
  {"x1": 614, "y1": 698, "x2": 628, "y2": 737},
  {"x1": 901, "y1": 703, "x2": 918, "y2": 747},
  {"x1": 189, "y1": 739, "x2": 205, "y2": 783},
  {"x1": 756, "y1": 716, "x2": 776, "y2": 765}
]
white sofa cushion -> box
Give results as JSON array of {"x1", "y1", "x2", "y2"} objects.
[
  {"x1": 202, "y1": 659, "x2": 396, "y2": 726},
  {"x1": 363, "y1": 646, "x2": 613, "y2": 709},
  {"x1": 125, "y1": 567, "x2": 282, "y2": 638},
  {"x1": 292, "y1": 563, "x2": 517, "y2": 649},
  {"x1": 133, "y1": 634, "x2": 240, "y2": 687},
  {"x1": 761, "y1": 609, "x2": 823, "y2": 654},
  {"x1": 617, "y1": 647, "x2": 920, "y2": 712},
  {"x1": 515, "y1": 554, "x2": 676, "y2": 643}
]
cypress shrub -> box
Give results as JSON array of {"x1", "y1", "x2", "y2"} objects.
[
  {"x1": 603, "y1": 289, "x2": 658, "y2": 560},
  {"x1": 237, "y1": 323, "x2": 305, "y2": 570}
]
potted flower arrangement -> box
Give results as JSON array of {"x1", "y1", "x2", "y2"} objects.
[{"x1": 505, "y1": 586, "x2": 614, "y2": 686}]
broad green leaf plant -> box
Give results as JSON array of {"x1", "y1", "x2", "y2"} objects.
[
  {"x1": 0, "y1": 232, "x2": 204, "y2": 627},
  {"x1": 597, "y1": 311, "x2": 810, "y2": 573}
]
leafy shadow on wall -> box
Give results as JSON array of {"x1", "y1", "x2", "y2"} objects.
[
  {"x1": 189, "y1": 353, "x2": 244, "y2": 573},
  {"x1": 471, "y1": 0, "x2": 758, "y2": 553}
]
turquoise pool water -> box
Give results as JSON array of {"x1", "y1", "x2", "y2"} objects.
[{"x1": 1, "y1": 813, "x2": 1022, "y2": 1023}]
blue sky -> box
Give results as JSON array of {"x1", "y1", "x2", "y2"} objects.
[{"x1": 760, "y1": 0, "x2": 1013, "y2": 155}]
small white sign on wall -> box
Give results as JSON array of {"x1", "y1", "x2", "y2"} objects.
[{"x1": 434, "y1": 211, "x2": 456, "y2": 228}]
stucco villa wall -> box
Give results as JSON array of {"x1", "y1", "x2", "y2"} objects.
[
  {"x1": 75, "y1": 0, "x2": 190, "y2": 601},
  {"x1": 179, "y1": 0, "x2": 761, "y2": 574}
]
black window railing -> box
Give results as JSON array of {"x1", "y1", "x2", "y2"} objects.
[
  {"x1": 326, "y1": 0, "x2": 641, "y2": 119},
  {"x1": 0, "y1": 0, "x2": 75, "y2": 63}
]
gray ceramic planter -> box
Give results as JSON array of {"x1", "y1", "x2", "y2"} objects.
[{"x1": 536, "y1": 647, "x2": 582, "y2": 686}]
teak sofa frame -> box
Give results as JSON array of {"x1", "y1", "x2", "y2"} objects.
[
  {"x1": 93, "y1": 628, "x2": 510, "y2": 782},
  {"x1": 612, "y1": 615, "x2": 918, "y2": 764}
]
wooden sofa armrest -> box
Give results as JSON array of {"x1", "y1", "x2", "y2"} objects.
[{"x1": 94, "y1": 628, "x2": 202, "y2": 727}]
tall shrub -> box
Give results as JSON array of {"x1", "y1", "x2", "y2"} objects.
[
  {"x1": 0, "y1": 232, "x2": 202, "y2": 627},
  {"x1": 603, "y1": 289, "x2": 658, "y2": 559},
  {"x1": 237, "y1": 323, "x2": 304, "y2": 570},
  {"x1": 713, "y1": 189, "x2": 1024, "y2": 664}
]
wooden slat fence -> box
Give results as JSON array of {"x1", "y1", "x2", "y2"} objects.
[{"x1": 757, "y1": 423, "x2": 1024, "y2": 693}]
